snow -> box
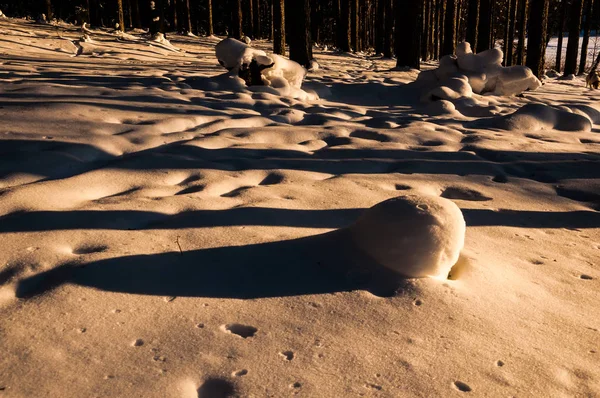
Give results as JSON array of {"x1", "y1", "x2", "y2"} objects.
[
  {"x1": 0, "y1": 17, "x2": 599, "y2": 398},
  {"x1": 349, "y1": 195, "x2": 466, "y2": 278}
]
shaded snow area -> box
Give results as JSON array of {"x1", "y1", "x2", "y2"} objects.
[{"x1": 0, "y1": 17, "x2": 599, "y2": 398}]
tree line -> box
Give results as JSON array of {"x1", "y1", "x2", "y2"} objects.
[{"x1": 2, "y1": 0, "x2": 599, "y2": 76}]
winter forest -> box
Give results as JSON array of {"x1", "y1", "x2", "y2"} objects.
[{"x1": 0, "y1": 0, "x2": 599, "y2": 397}]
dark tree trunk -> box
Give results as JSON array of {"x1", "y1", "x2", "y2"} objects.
[
  {"x1": 181, "y1": 0, "x2": 191, "y2": 33},
  {"x1": 434, "y1": 0, "x2": 442, "y2": 58},
  {"x1": 443, "y1": 0, "x2": 456, "y2": 55},
  {"x1": 516, "y1": 0, "x2": 527, "y2": 64},
  {"x1": 564, "y1": 0, "x2": 584, "y2": 75},
  {"x1": 231, "y1": 0, "x2": 243, "y2": 38},
  {"x1": 253, "y1": 0, "x2": 260, "y2": 38},
  {"x1": 117, "y1": 0, "x2": 125, "y2": 30},
  {"x1": 525, "y1": 0, "x2": 549, "y2": 77},
  {"x1": 351, "y1": 0, "x2": 359, "y2": 51},
  {"x1": 579, "y1": 0, "x2": 595, "y2": 74},
  {"x1": 127, "y1": 0, "x2": 132, "y2": 28},
  {"x1": 245, "y1": 0, "x2": 254, "y2": 37},
  {"x1": 395, "y1": 0, "x2": 421, "y2": 68},
  {"x1": 456, "y1": 0, "x2": 462, "y2": 46},
  {"x1": 287, "y1": 0, "x2": 312, "y2": 68},
  {"x1": 422, "y1": 0, "x2": 431, "y2": 59},
  {"x1": 44, "y1": 0, "x2": 53, "y2": 20},
  {"x1": 338, "y1": 0, "x2": 352, "y2": 52},
  {"x1": 466, "y1": 0, "x2": 479, "y2": 50},
  {"x1": 273, "y1": 0, "x2": 285, "y2": 54},
  {"x1": 172, "y1": 0, "x2": 178, "y2": 32},
  {"x1": 477, "y1": 0, "x2": 491, "y2": 51},
  {"x1": 311, "y1": 0, "x2": 321, "y2": 44},
  {"x1": 207, "y1": 0, "x2": 214, "y2": 35},
  {"x1": 507, "y1": 0, "x2": 517, "y2": 65},
  {"x1": 384, "y1": 0, "x2": 393, "y2": 57},
  {"x1": 503, "y1": 0, "x2": 511, "y2": 64},
  {"x1": 555, "y1": 0, "x2": 566, "y2": 71},
  {"x1": 428, "y1": 0, "x2": 436, "y2": 58},
  {"x1": 131, "y1": 0, "x2": 141, "y2": 28},
  {"x1": 375, "y1": 0, "x2": 385, "y2": 54}
]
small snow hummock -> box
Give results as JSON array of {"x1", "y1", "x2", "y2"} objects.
[
  {"x1": 349, "y1": 194, "x2": 466, "y2": 279},
  {"x1": 214, "y1": 38, "x2": 316, "y2": 100},
  {"x1": 417, "y1": 42, "x2": 541, "y2": 100},
  {"x1": 0, "y1": 9, "x2": 5, "y2": 18}
]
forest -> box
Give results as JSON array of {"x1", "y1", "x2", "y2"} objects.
[{"x1": 2, "y1": 0, "x2": 599, "y2": 76}]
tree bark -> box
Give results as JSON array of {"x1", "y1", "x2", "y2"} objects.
[
  {"x1": 338, "y1": 0, "x2": 352, "y2": 52},
  {"x1": 516, "y1": 0, "x2": 527, "y2": 64},
  {"x1": 287, "y1": 0, "x2": 312, "y2": 68},
  {"x1": 503, "y1": 0, "x2": 511, "y2": 65},
  {"x1": 44, "y1": 0, "x2": 53, "y2": 20},
  {"x1": 579, "y1": 0, "x2": 595, "y2": 74},
  {"x1": 231, "y1": 0, "x2": 243, "y2": 38},
  {"x1": 384, "y1": 0, "x2": 393, "y2": 57},
  {"x1": 273, "y1": 0, "x2": 285, "y2": 55},
  {"x1": 375, "y1": 0, "x2": 385, "y2": 54},
  {"x1": 207, "y1": 0, "x2": 214, "y2": 35},
  {"x1": 131, "y1": 0, "x2": 141, "y2": 28},
  {"x1": 525, "y1": 0, "x2": 549, "y2": 77},
  {"x1": 117, "y1": 0, "x2": 125, "y2": 30},
  {"x1": 395, "y1": 0, "x2": 421, "y2": 68},
  {"x1": 253, "y1": 0, "x2": 261, "y2": 38},
  {"x1": 443, "y1": 0, "x2": 456, "y2": 55},
  {"x1": 507, "y1": 0, "x2": 517, "y2": 65},
  {"x1": 554, "y1": 0, "x2": 566, "y2": 71},
  {"x1": 477, "y1": 0, "x2": 491, "y2": 52},
  {"x1": 466, "y1": 0, "x2": 479, "y2": 50},
  {"x1": 564, "y1": 0, "x2": 584, "y2": 75},
  {"x1": 351, "y1": 0, "x2": 359, "y2": 51}
]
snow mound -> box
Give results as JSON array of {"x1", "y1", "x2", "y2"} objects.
[
  {"x1": 349, "y1": 195, "x2": 466, "y2": 279},
  {"x1": 0, "y1": 9, "x2": 5, "y2": 18},
  {"x1": 215, "y1": 38, "x2": 268, "y2": 70},
  {"x1": 471, "y1": 103, "x2": 593, "y2": 132},
  {"x1": 418, "y1": 42, "x2": 541, "y2": 100}
]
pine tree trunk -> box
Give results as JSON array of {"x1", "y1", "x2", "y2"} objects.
[
  {"x1": 578, "y1": 0, "x2": 595, "y2": 74},
  {"x1": 564, "y1": 0, "x2": 584, "y2": 75},
  {"x1": 246, "y1": 0, "x2": 254, "y2": 37},
  {"x1": 466, "y1": 0, "x2": 479, "y2": 50},
  {"x1": 434, "y1": 0, "x2": 442, "y2": 58},
  {"x1": 555, "y1": 0, "x2": 566, "y2": 71},
  {"x1": 253, "y1": 0, "x2": 260, "y2": 38},
  {"x1": 395, "y1": 0, "x2": 421, "y2": 68},
  {"x1": 506, "y1": 0, "x2": 517, "y2": 65},
  {"x1": 172, "y1": 0, "x2": 178, "y2": 32},
  {"x1": 182, "y1": 0, "x2": 191, "y2": 33},
  {"x1": 456, "y1": 0, "x2": 462, "y2": 47},
  {"x1": 442, "y1": 0, "x2": 456, "y2": 55},
  {"x1": 131, "y1": 0, "x2": 141, "y2": 28},
  {"x1": 45, "y1": 0, "x2": 53, "y2": 20},
  {"x1": 127, "y1": 0, "x2": 132, "y2": 28},
  {"x1": 351, "y1": 0, "x2": 359, "y2": 51},
  {"x1": 117, "y1": 0, "x2": 125, "y2": 30},
  {"x1": 516, "y1": 0, "x2": 527, "y2": 64},
  {"x1": 207, "y1": 0, "x2": 214, "y2": 36},
  {"x1": 503, "y1": 0, "x2": 511, "y2": 65},
  {"x1": 375, "y1": 0, "x2": 385, "y2": 54},
  {"x1": 231, "y1": 0, "x2": 243, "y2": 38},
  {"x1": 339, "y1": 0, "x2": 352, "y2": 52},
  {"x1": 287, "y1": 0, "x2": 312, "y2": 67},
  {"x1": 384, "y1": 0, "x2": 393, "y2": 57},
  {"x1": 273, "y1": 0, "x2": 285, "y2": 54},
  {"x1": 525, "y1": 0, "x2": 549, "y2": 77},
  {"x1": 477, "y1": 0, "x2": 491, "y2": 51},
  {"x1": 428, "y1": 0, "x2": 436, "y2": 58}
]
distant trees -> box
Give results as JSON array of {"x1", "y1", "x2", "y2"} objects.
[
  {"x1": 231, "y1": 0, "x2": 243, "y2": 39},
  {"x1": 526, "y1": 0, "x2": 549, "y2": 77},
  {"x1": 564, "y1": 0, "x2": 584, "y2": 75}
]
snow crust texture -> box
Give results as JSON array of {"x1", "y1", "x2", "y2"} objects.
[{"x1": 350, "y1": 195, "x2": 466, "y2": 278}]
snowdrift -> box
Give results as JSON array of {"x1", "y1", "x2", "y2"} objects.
[
  {"x1": 214, "y1": 38, "x2": 315, "y2": 100},
  {"x1": 417, "y1": 42, "x2": 541, "y2": 101}
]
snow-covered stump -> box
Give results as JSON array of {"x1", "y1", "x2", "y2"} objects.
[{"x1": 349, "y1": 195, "x2": 466, "y2": 279}]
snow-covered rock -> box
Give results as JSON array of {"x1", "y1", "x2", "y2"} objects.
[
  {"x1": 349, "y1": 194, "x2": 466, "y2": 279},
  {"x1": 419, "y1": 42, "x2": 541, "y2": 100}
]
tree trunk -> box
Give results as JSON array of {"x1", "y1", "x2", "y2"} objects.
[
  {"x1": 375, "y1": 0, "x2": 385, "y2": 54},
  {"x1": 207, "y1": 0, "x2": 214, "y2": 35},
  {"x1": 564, "y1": 0, "x2": 584, "y2": 75},
  {"x1": 181, "y1": 0, "x2": 191, "y2": 33},
  {"x1": 477, "y1": 0, "x2": 491, "y2": 51},
  {"x1": 384, "y1": 0, "x2": 393, "y2": 57},
  {"x1": 466, "y1": 0, "x2": 479, "y2": 50},
  {"x1": 231, "y1": 0, "x2": 243, "y2": 38},
  {"x1": 554, "y1": 0, "x2": 566, "y2": 71},
  {"x1": 253, "y1": 0, "x2": 260, "y2": 38},
  {"x1": 525, "y1": 0, "x2": 549, "y2": 77},
  {"x1": 516, "y1": 0, "x2": 527, "y2": 64},
  {"x1": 311, "y1": 0, "x2": 321, "y2": 44},
  {"x1": 579, "y1": 0, "x2": 595, "y2": 74},
  {"x1": 351, "y1": 0, "x2": 359, "y2": 51},
  {"x1": 45, "y1": 0, "x2": 53, "y2": 20},
  {"x1": 131, "y1": 0, "x2": 141, "y2": 28},
  {"x1": 456, "y1": 0, "x2": 462, "y2": 47},
  {"x1": 247, "y1": 0, "x2": 254, "y2": 37},
  {"x1": 117, "y1": 0, "x2": 125, "y2": 30},
  {"x1": 287, "y1": 0, "x2": 312, "y2": 68},
  {"x1": 127, "y1": 0, "x2": 133, "y2": 28},
  {"x1": 338, "y1": 0, "x2": 352, "y2": 52},
  {"x1": 443, "y1": 0, "x2": 456, "y2": 55},
  {"x1": 428, "y1": 0, "x2": 436, "y2": 58},
  {"x1": 395, "y1": 0, "x2": 421, "y2": 68},
  {"x1": 434, "y1": 0, "x2": 442, "y2": 58},
  {"x1": 503, "y1": 0, "x2": 511, "y2": 65},
  {"x1": 507, "y1": 0, "x2": 517, "y2": 65},
  {"x1": 273, "y1": 0, "x2": 285, "y2": 55}
]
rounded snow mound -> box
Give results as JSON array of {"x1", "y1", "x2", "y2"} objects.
[{"x1": 349, "y1": 194, "x2": 466, "y2": 278}]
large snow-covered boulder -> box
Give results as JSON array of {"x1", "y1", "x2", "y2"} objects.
[
  {"x1": 215, "y1": 38, "x2": 270, "y2": 71},
  {"x1": 349, "y1": 195, "x2": 466, "y2": 279}
]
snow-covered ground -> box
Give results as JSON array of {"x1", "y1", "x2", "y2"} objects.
[
  {"x1": 0, "y1": 18, "x2": 599, "y2": 398},
  {"x1": 546, "y1": 35, "x2": 600, "y2": 70}
]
